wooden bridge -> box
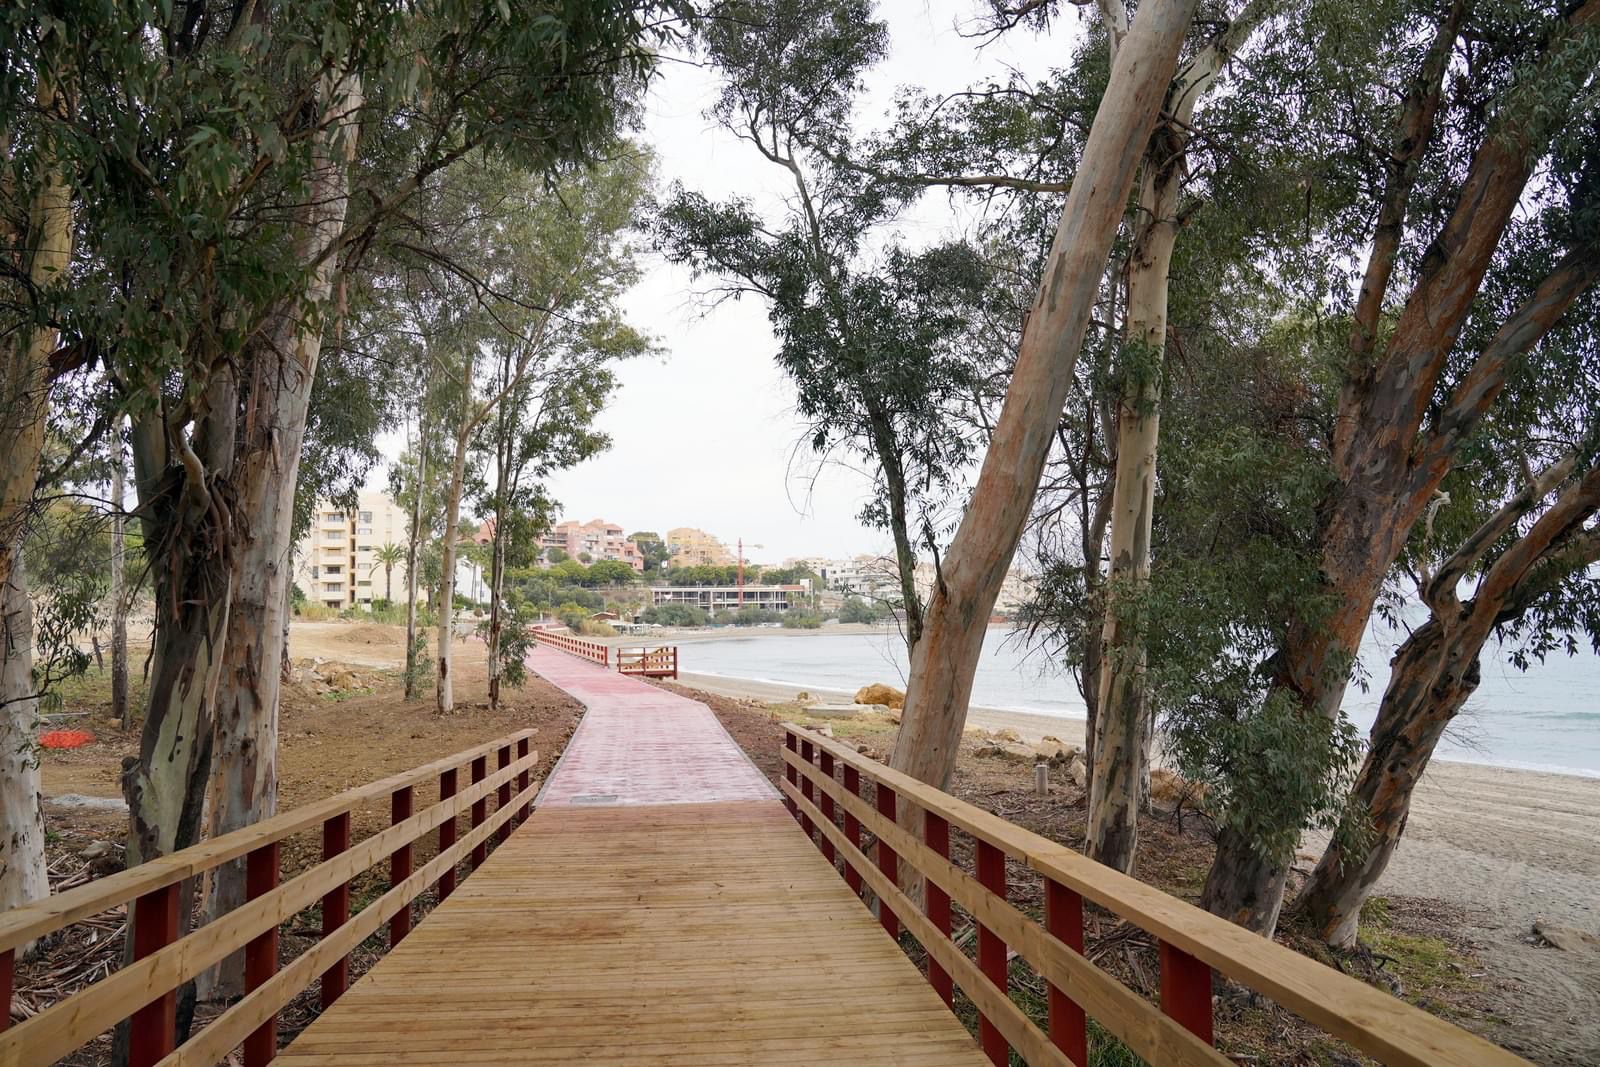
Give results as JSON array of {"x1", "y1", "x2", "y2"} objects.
[{"x1": 0, "y1": 646, "x2": 1528, "y2": 1066}]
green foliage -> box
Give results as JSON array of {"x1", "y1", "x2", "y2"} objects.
[
  {"x1": 642, "y1": 603, "x2": 708, "y2": 627},
  {"x1": 628, "y1": 532, "x2": 672, "y2": 572},
  {"x1": 837, "y1": 596, "x2": 884, "y2": 624},
  {"x1": 780, "y1": 610, "x2": 822, "y2": 629},
  {"x1": 403, "y1": 628, "x2": 432, "y2": 700},
  {"x1": 586, "y1": 559, "x2": 640, "y2": 586},
  {"x1": 546, "y1": 547, "x2": 570, "y2": 564},
  {"x1": 733, "y1": 606, "x2": 778, "y2": 626}
]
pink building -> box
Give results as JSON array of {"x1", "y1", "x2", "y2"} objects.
[{"x1": 542, "y1": 518, "x2": 644, "y2": 571}]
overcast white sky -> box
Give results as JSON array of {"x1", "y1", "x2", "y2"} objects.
[{"x1": 377, "y1": 3, "x2": 1079, "y2": 564}]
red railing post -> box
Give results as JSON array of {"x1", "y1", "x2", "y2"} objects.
[
  {"x1": 319, "y1": 811, "x2": 351, "y2": 1009},
  {"x1": 798, "y1": 738, "x2": 816, "y2": 841},
  {"x1": 924, "y1": 812, "x2": 953, "y2": 1008},
  {"x1": 976, "y1": 840, "x2": 1009, "y2": 1065},
  {"x1": 817, "y1": 750, "x2": 837, "y2": 865},
  {"x1": 874, "y1": 783, "x2": 899, "y2": 940},
  {"x1": 1046, "y1": 878, "x2": 1089, "y2": 1065},
  {"x1": 438, "y1": 768, "x2": 458, "y2": 900},
  {"x1": 243, "y1": 842, "x2": 280, "y2": 1067},
  {"x1": 496, "y1": 744, "x2": 512, "y2": 843},
  {"x1": 390, "y1": 786, "x2": 414, "y2": 947},
  {"x1": 127, "y1": 881, "x2": 180, "y2": 1067},
  {"x1": 1160, "y1": 940, "x2": 1215, "y2": 1046},
  {"x1": 842, "y1": 764, "x2": 863, "y2": 894},
  {"x1": 517, "y1": 737, "x2": 531, "y2": 822},
  {"x1": 783, "y1": 731, "x2": 798, "y2": 818},
  {"x1": 470, "y1": 754, "x2": 488, "y2": 869}
]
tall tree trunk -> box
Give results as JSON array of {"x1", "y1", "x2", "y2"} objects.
[
  {"x1": 404, "y1": 415, "x2": 428, "y2": 700},
  {"x1": 437, "y1": 393, "x2": 473, "y2": 715},
  {"x1": 1087, "y1": 2, "x2": 1265, "y2": 874},
  {"x1": 111, "y1": 427, "x2": 131, "y2": 730},
  {"x1": 198, "y1": 72, "x2": 362, "y2": 1001},
  {"x1": 891, "y1": 0, "x2": 1198, "y2": 789},
  {"x1": 0, "y1": 64, "x2": 74, "y2": 926},
  {"x1": 1296, "y1": 621, "x2": 1467, "y2": 947},
  {"x1": 865, "y1": 404, "x2": 923, "y2": 652},
  {"x1": 0, "y1": 548, "x2": 48, "y2": 938},
  {"x1": 1201, "y1": 0, "x2": 1600, "y2": 935}
]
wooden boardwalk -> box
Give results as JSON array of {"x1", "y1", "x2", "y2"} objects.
[{"x1": 278, "y1": 648, "x2": 986, "y2": 1065}]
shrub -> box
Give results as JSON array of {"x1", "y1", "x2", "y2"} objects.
[{"x1": 781, "y1": 610, "x2": 823, "y2": 629}]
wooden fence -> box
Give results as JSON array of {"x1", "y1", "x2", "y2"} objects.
[
  {"x1": 0, "y1": 730, "x2": 539, "y2": 1067},
  {"x1": 779, "y1": 723, "x2": 1526, "y2": 1067},
  {"x1": 615, "y1": 646, "x2": 679, "y2": 679},
  {"x1": 528, "y1": 627, "x2": 610, "y2": 666}
]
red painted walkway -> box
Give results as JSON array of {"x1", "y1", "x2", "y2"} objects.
[{"x1": 530, "y1": 645, "x2": 777, "y2": 807}]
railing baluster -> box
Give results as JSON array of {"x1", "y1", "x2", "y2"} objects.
[
  {"x1": 390, "y1": 786, "x2": 414, "y2": 947},
  {"x1": 1046, "y1": 878, "x2": 1089, "y2": 1065},
  {"x1": 817, "y1": 750, "x2": 837, "y2": 865},
  {"x1": 470, "y1": 754, "x2": 488, "y2": 869},
  {"x1": 1160, "y1": 940, "x2": 1214, "y2": 1045},
  {"x1": 842, "y1": 764, "x2": 863, "y2": 894},
  {"x1": 438, "y1": 767, "x2": 458, "y2": 900},
  {"x1": 243, "y1": 841, "x2": 280, "y2": 1067},
  {"x1": 319, "y1": 811, "x2": 351, "y2": 1009},
  {"x1": 798, "y1": 739, "x2": 816, "y2": 841},
  {"x1": 496, "y1": 745, "x2": 512, "y2": 843},
  {"x1": 976, "y1": 840, "x2": 1008, "y2": 1066},
  {"x1": 784, "y1": 731, "x2": 799, "y2": 818},
  {"x1": 874, "y1": 782, "x2": 899, "y2": 939},
  {"x1": 924, "y1": 812, "x2": 953, "y2": 1008},
  {"x1": 128, "y1": 882, "x2": 180, "y2": 1067},
  {"x1": 517, "y1": 737, "x2": 532, "y2": 822}
]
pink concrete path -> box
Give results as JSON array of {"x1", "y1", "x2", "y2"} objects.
[{"x1": 528, "y1": 645, "x2": 777, "y2": 806}]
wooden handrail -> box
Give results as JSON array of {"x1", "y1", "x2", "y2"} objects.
[
  {"x1": 0, "y1": 729, "x2": 535, "y2": 956},
  {"x1": 781, "y1": 724, "x2": 1528, "y2": 1067},
  {"x1": 615, "y1": 646, "x2": 678, "y2": 679},
  {"x1": 529, "y1": 627, "x2": 610, "y2": 666},
  {"x1": 0, "y1": 731, "x2": 540, "y2": 1067}
]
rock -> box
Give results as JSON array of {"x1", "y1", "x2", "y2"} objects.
[
  {"x1": 993, "y1": 727, "x2": 1022, "y2": 743},
  {"x1": 1067, "y1": 755, "x2": 1088, "y2": 790},
  {"x1": 794, "y1": 691, "x2": 814, "y2": 703},
  {"x1": 976, "y1": 741, "x2": 1037, "y2": 764},
  {"x1": 1149, "y1": 768, "x2": 1208, "y2": 810},
  {"x1": 1534, "y1": 919, "x2": 1600, "y2": 952},
  {"x1": 80, "y1": 840, "x2": 114, "y2": 860},
  {"x1": 853, "y1": 683, "x2": 906, "y2": 710},
  {"x1": 815, "y1": 724, "x2": 835, "y2": 739},
  {"x1": 46, "y1": 793, "x2": 130, "y2": 815},
  {"x1": 1034, "y1": 739, "x2": 1082, "y2": 766},
  {"x1": 330, "y1": 670, "x2": 358, "y2": 690}
]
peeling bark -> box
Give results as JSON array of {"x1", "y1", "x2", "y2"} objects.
[
  {"x1": 199, "y1": 71, "x2": 363, "y2": 1000},
  {"x1": 893, "y1": 0, "x2": 1199, "y2": 791},
  {"x1": 0, "y1": 548, "x2": 48, "y2": 939}
]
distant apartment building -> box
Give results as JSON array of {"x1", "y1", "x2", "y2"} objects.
[
  {"x1": 813, "y1": 554, "x2": 1036, "y2": 617},
  {"x1": 542, "y1": 518, "x2": 644, "y2": 571},
  {"x1": 667, "y1": 527, "x2": 732, "y2": 567},
  {"x1": 294, "y1": 490, "x2": 413, "y2": 610},
  {"x1": 651, "y1": 584, "x2": 807, "y2": 614}
]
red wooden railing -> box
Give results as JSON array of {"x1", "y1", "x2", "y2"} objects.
[
  {"x1": 0, "y1": 731, "x2": 539, "y2": 1067},
  {"x1": 780, "y1": 723, "x2": 1527, "y2": 1067},
  {"x1": 528, "y1": 627, "x2": 610, "y2": 666},
  {"x1": 615, "y1": 646, "x2": 678, "y2": 678}
]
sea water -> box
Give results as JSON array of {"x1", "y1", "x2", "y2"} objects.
[{"x1": 682, "y1": 625, "x2": 1600, "y2": 778}]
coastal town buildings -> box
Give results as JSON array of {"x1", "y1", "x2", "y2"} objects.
[
  {"x1": 666, "y1": 526, "x2": 733, "y2": 567},
  {"x1": 651, "y1": 583, "x2": 809, "y2": 614},
  {"x1": 541, "y1": 518, "x2": 645, "y2": 571},
  {"x1": 292, "y1": 490, "x2": 413, "y2": 610},
  {"x1": 805, "y1": 553, "x2": 1037, "y2": 617}
]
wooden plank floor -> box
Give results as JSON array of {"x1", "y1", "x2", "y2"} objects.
[{"x1": 279, "y1": 653, "x2": 986, "y2": 1065}]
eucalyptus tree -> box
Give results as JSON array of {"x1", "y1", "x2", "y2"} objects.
[
  {"x1": 0, "y1": 2, "x2": 687, "y2": 1006},
  {"x1": 655, "y1": 0, "x2": 1005, "y2": 655},
  {"x1": 426, "y1": 151, "x2": 652, "y2": 714},
  {"x1": 1192, "y1": 0, "x2": 1600, "y2": 934}
]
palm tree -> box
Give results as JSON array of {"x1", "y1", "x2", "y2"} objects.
[{"x1": 372, "y1": 543, "x2": 405, "y2": 602}]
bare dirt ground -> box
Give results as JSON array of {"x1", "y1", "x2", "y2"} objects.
[
  {"x1": 25, "y1": 619, "x2": 584, "y2": 1064},
  {"x1": 666, "y1": 679, "x2": 1600, "y2": 1066}
]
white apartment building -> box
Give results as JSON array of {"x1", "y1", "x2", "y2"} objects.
[
  {"x1": 293, "y1": 490, "x2": 415, "y2": 611},
  {"x1": 651, "y1": 583, "x2": 810, "y2": 615}
]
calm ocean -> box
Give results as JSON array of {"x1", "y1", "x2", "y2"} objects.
[{"x1": 681, "y1": 625, "x2": 1600, "y2": 779}]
